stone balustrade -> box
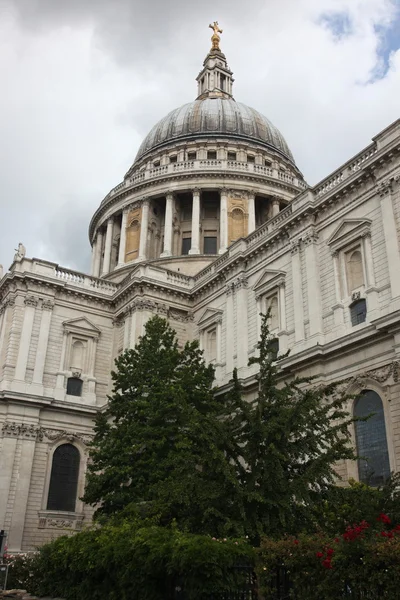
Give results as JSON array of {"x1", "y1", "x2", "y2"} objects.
[{"x1": 102, "y1": 158, "x2": 305, "y2": 206}]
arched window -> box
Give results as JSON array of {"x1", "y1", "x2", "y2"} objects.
[
  {"x1": 70, "y1": 340, "x2": 84, "y2": 371},
  {"x1": 67, "y1": 377, "x2": 83, "y2": 397},
  {"x1": 267, "y1": 295, "x2": 279, "y2": 331},
  {"x1": 346, "y1": 248, "x2": 364, "y2": 292},
  {"x1": 354, "y1": 390, "x2": 390, "y2": 487},
  {"x1": 47, "y1": 444, "x2": 80, "y2": 512}
]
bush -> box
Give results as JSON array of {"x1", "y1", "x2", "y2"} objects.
[
  {"x1": 24, "y1": 521, "x2": 255, "y2": 600},
  {"x1": 257, "y1": 514, "x2": 400, "y2": 599},
  {"x1": 3, "y1": 552, "x2": 37, "y2": 590}
]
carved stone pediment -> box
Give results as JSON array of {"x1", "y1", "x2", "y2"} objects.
[
  {"x1": 253, "y1": 269, "x2": 285, "y2": 299},
  {"x1": 62, "y1": 317, "x2": 101, "y2": 338},
  {"x1": 197, "y1": 308, "x2": 223, "y2": 330},
  {"x1": 327, "y1": 219, "x2": 371, "y2": 252}
]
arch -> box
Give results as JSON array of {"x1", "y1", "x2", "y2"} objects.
[
  {"x1": 267, "y1": 295, "x2": 279, "y2": 330},
  {"x1": 46, "y1": 443, "x2": 81, "y2": 512},
  {"x1": 354, "y1": 390, "x2": 390, "y2": 487},
  {"x1": 70, "y1": 340, "x2": 84, "y2": 371},
  {"x1": 346, "y1": 248, "x2": 364, "y2": 292}
]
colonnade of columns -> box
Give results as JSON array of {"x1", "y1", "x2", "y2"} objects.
[{"x1": 91, "y1": 190, "x2": 283, "y2": 277}]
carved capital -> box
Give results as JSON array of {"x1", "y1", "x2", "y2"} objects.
[
  {"x1": 377, "y1": 178, "x2": 392, "y2": 196},
  {"x1": 225, "y1": 282, "x2": 235, "y2": 296},
  {"x1": 24, "y1": 295, "x2": 39, "y2": 307},
  {"x1": 303, "y1": 228, "x2": 319, "y2": 246},
  {"x1": 290, "y1": 239, "x2": 301, "y2": 255},
  {"x1": 42, "y1": 298, "x2": 55, "y2": 311},
  {"x1": 234, "y1": 275, "x2": 248, "y2": 290}
]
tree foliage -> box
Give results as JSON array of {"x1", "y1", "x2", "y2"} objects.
[
  {"x1": 83, "y1": 315, "x2": 240, "y2": 536},
  {"x1": 84, "y1": 312, "x2": 358, "y2": 541}
]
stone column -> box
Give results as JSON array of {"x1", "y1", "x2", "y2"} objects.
[
  {"x1": 378, "y1": 179, "x2": 400, "y2": 299},
  {"x1": 303, "y1": 229, "x2": 323, "y2": 337},
  {"x1": 162, "y1": 192, "x2": 174, "y2": 257},
  {"x1": 271, "y1": 198, "x2": 280, "y2": 217},
  {"x1": 219, "y1": 188, "x2": 228, "y2": 254},
  {"x1": 235, "y1": 275, "x2": 249, "y2": 372},
  {"x1": 101, "y1": 218, "x2": 114, "y2": 275},
  {"x1": 14, "y1": 296, "x2": 38, "y2": 382},
  {"x1": 139, "y1": 199, "x2": 150, "y2": 261},
  {"x1": 123, "y1": 312, "x2": 131, "y2": 350},
  {"x1": 291, "y1": 240, "x2": 305, "y2": 343},
  {"x1": 278, "y1": 283, "x2": 288, "y2": 353},
  {"x1": 225, "y1": 283, "x2": 234, "y2": 375},
  {"x1": 248, "y1": 192, "x2": 256, "y2": 234},
  {"x1": 93, "y1": 230, "x2": 103, "y2": 278},
  {"x1": 189, "y1": 188, "x2": 200, "y2": 255},
  {"x1": 32, "y1": 299, "x2": 54, "y2": 390},
  {"x1": 90, "y1": 240, "x2": 96, "y2": 275},
  {"x1": 118, "y1": 209, "x2": 128, "y2": 267}
]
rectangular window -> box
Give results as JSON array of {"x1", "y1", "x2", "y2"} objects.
[
  {"x1": 169, "y1": 155, "x2": 177, "y2": 163},
  {"x1": 247, "y1": 155, "x2": 255, "y2": 163},
  {"x1": 207, "y1": 151, "x2": 217, "y2": 160},
  {"x1": 187, "y1": 151, "x2": 196, "y2": 160},
  {"x1": 269, "y1": 337, "x2": 279, "y2": 360},
  {"x1": 265, "y1": 159, "x2": 272, "y2": 167},
  {"x1": 181, "y1": 203, "x2": 192, "y2": 221},
  {"x1": 350, "y1": 299, "x2": 367, "y2": 326},
  {"x1": 153, "y1": 161, "x2": 160, "y2": 168},
  {"x1": 228, "y1": 152, "x2": 237, "y2": 161},
  {"x1": 204, "y1": 237, "x2": 217, "y2": 254},
  {"x1": 182, "y1": 237, "x2": 191, "y2": 255}
]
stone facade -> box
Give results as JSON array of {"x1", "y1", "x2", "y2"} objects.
[{"x1": 1, "y1": 41, "x2": 400, "y2": 551}]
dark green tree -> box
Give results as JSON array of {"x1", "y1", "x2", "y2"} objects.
[
  {"x1": 223, "y1": 313, "x2": 357, "y2": 542},
  {"x1": 83, "y1": 315, "x2": 241, "y2": 536}
]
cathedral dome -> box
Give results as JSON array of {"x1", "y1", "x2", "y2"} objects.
[{"x1": 134, "y1": 98, "x2": 295, "y2": 165}]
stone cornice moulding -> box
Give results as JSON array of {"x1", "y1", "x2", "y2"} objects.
[
  {"x1": 197, "y1": 307, "x2": 223, "y2": 330},
  {"x1": 62, "y1": 316, "x2": 101, "y2": 340}
]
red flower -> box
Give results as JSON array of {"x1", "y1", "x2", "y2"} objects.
[
  {"x1": 326, "y1": 548, "x2": 334, "y2": 557},
  {"x1": 293, "y1": 539, "x2": 299, "y2": 545},
  {"x1": 334, "y1": 538, "x2": 339, "y2": 543},
  {"x1": 322, "y1": 558, "x2": 333, "y2": 569},
  {"x1": 377, "y1": 513, "x2": 391, "y2": 524},
  {"x1": 316, "y1": 552, "x2": 324, "y2": 558}
]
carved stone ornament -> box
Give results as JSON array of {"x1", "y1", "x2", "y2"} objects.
[
  {"x1": 302, "y1": 229, "x2": 319, "y2": 246},
  {"x1": 1, "y1": 422, "x2": 94, "y2": 445},
  {"x1": 24, "y1": 295, "x2": 39, "y2": 307},
  {"x1": 234, "y1": 275, "x2": 248, "y2": 290},
  {"x1": 225, "y1": 282, "x2": 235, "y2": 296},
  {"x1": 130, "y1": 298, "x2": 156, "y2": 313},
  {"x1": 343, "y1": 361, "x2": 399, "y2": 392},
  {"x1": 42, "y1": 298, "x2": 55, "y2": 310},
  {"x1": 377, "y1": 178, "x2": 392, "y2": 196},
  {"x1": 156, "y1": 303, "x2": 169, "y2": 316},
  {"x1": 290, "y1": 239, "x2": 300, "y2": 255},
  {"x1": 38, "y1": 511, "x2": 84, "y2": 530}
]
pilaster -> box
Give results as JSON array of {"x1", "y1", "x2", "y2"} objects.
[
  {"x1": 13, "y1": 296, "x2": 38, "y2": 387},
  {"x1": 248, "y1": 192, "x2": 256, "y2": 234},
  {"x1": 93, "y1": 230, "x2": 103, "y2": 278},
  {"x1": 378, "y1": 178, "x2": 400, "y2": 301},
  {"x1": 235, "y1": 275, "x2": 249, "y2": 373},
  {"x1": 303, "y1": 229, "x2": 323, "y2": 339},
  {"x1": 31, "y1": 299, "x2": 54, "y2": 393},
  {"x1": 139, "y1": 199, "x2": 150, "y2": 261},
  {"x1": 225, "y1": 283, "x2": 235, "y2": 375},
  {"x1": 291, "y1": 240, "x2": 305, "y2": 343}
]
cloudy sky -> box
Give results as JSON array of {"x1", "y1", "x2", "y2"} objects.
[{"x1": 0, "y1": 0, "x2": 399, "y2": 273}]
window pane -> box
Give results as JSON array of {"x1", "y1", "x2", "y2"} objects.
[
  {"x1": 182, "y1": 238, "x2": 191, "y2": 255},
  {"x1": 204, "y1": 237, "x2": 217, "y2": 254},
  {"x1": 354, "y1": 390, "x2": 390, "y2": 487},
  {"x1": 47, "y1": 444, "x2": 80, "y2": 512},
  {"x1": 67, "y1": 377, "x2": 83, "y2": 396},
  {"x1": 350, "y1": 299, "x2": 367, "y2": 326}
]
